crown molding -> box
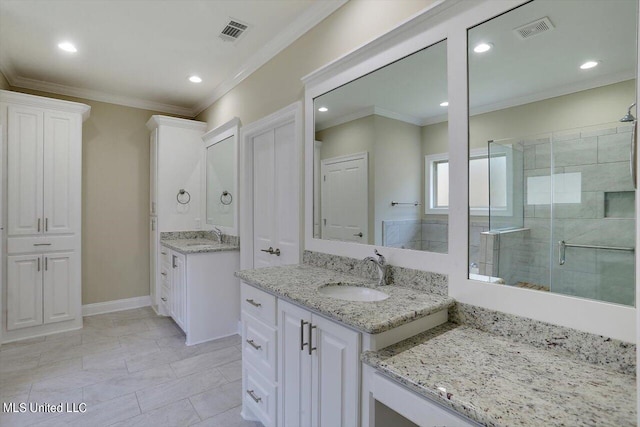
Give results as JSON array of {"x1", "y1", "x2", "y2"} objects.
[
  {"x1": 6, "y1": 74, "x2": 195, "y2": 117},
  {"x1": 0, "y1": 89, "x2": 91, "y2": 121},
  {"x1": 192, "y1": 0, "x2": 348, "y2": 116},
  {"x1": 202, "y1": 117, "x2": 241, "y2": 142},
  {"x1": 146, "y1": 115, "x2": 207, "y2": 132}
]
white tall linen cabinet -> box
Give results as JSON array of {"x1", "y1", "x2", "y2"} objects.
[{"x1": 0, "y1": 90, "x2": 90, "y2": 343}]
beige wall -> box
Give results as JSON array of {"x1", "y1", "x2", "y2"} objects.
[
  {"x1": 316, "y1": 116, "x2": 376, "y2": 241},
  {"x1": 0, "y1": 72, "x2": 9, "y2": 90},
  {"x1": 6, "y1": 87, "x2": 169, "y2": 304},
  {"x1": 316, "y1": 114, "x2": 422, "y2": 245},
  {"x1": 196, "y1": 0, "x2": 435, "y2": 128},
  {"x1": 423, "y1": 80, "x2": 636, "y2": 155}
]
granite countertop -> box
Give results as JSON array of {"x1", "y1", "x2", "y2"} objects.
[
  {"x1": 160, "y1": 238, "x2": 239, "y2": 255},
  {"x1": 235, "y1": 265, "x2": 454, "y2": 334},
  {"x1": 362, "y1": 323, "x2": 636, "y2": 427}
]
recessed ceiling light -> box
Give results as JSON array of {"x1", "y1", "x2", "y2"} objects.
[
  {"x1": 440, "y1": 101, "x2": 449, "y2": 107},
  {"x1": 57, "y1": 42, "x2": 77, "y2": 53},
  {"x1": 473, "y1": 42, "x2": 493, "y2": 53},
  {"x1": 580, "y1": 61, "x2": 599, "y2": 70},
  {"x1": 189, "y1": 75, "x2": 202, "y2": 83},
  {"x1": 318, "y1": 107, "x2": 328, "y2": 112}
]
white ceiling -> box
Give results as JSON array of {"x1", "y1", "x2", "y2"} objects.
[
  {"x1": 0, "y1": 0, "x2": 345, "y2": 116},
  {"x1": 315, "y1": 0, "x2": 637, "y2": 130}
]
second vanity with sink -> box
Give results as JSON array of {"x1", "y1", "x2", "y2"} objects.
[
  {"x1": 236, "y1": 262, "x2": 455, "y2": 427},
  {"x1": 159, "y1": 232, "x2": 240, "y2": 346}
]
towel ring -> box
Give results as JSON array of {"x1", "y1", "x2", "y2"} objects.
[
  {"x1": 220, "y1": 190, "x2": 233, "y2": 205},
  {"x1": 177, "y1": 189, "x2": 191, "y2": 205}
]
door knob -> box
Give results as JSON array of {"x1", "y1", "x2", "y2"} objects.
[
  {"x1": 260, "y1": 247, "x2": 281, "y2": 256},
  {"x1": 353, "y1": 232, "x2": 363, "y2": 237}
]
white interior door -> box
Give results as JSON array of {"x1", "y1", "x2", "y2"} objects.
[
  {"x1": 7, "y1": 254, "x2": 43, "y2": 330},
  {"x1": 7, "y1": 106, "x2": 44, "y2": 236},
  {"x1": 321, "y1": 153, "x2": 368, "y2": 243},
  {"x1": 253, "y1": 130, "x2": 277, "y2": 268},
  {"x1": 43, "y1": 252, "x2": 76, "y2": 324},
  {"x1": 43, "y1": 111, "x2": 79, "y2": 235},
  {"x1": 252, "y1": 119, "x2": 299, "y2": 268}
]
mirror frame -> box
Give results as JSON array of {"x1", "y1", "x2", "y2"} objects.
[
  {"x1": 302, "y1": 0, "x2": 639, "y2": 342},
  {"x1": 201, "y1": 117, "x2": 241, "y2": 236}
]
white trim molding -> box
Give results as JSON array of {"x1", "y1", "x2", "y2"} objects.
[
  {"x1": 82, "y1": 295, "x2": 152, "y2": 317},
  {"x1": 0, "y1": 89, "x2": 91, "y2": 121},
  {"x1": 145, "y1": 115, "x2": 207, "y2": 132}
]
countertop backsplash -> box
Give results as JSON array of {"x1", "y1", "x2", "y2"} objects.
[
  {"x1": 161, "y1": 230, "x2": 239, "y2": 246},
  {"x1": 303, "y1": 250, "x2": 448, "y2": 296},
  {"x1": 450, "y1": 302, "x2": 636, "y2": 375}
]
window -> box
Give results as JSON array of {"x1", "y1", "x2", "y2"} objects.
[{"x1": 425, "y1": 148, "x2": 511, "y2": 215}]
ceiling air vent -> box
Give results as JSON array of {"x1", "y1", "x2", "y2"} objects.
[
  {"x1": 513, "y1": 17, "x2": 554, "y2": 40},
  {"x1": 219, "y1": 19, "x2": 249, "y2": 42}
]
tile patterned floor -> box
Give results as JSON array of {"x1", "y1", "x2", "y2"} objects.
[{"x1": 0, "y1": 307, "x2": 260, "y2": 427}]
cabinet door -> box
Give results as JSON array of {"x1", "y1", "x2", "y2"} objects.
[
  {"x1": 43, "y1": 252, "x2": 76, "y2": 324},
  {"x1": 311, "y1": 314, "x2": 360, "y2": 427},
  {"x1": 150, "y1": 217, "x2": 157, "y2": 308},
  {"x1": 7, "y1": 254, "x2": 43, "y2": 330},
  {"x1": 150, "y1": 129, "x2": 158, "y2": 215},
  {"x1": 171, "y1": 252, "x2": 187, "y2": 330},
  {"x1": 277, "y1": 299, "x2": 312, "y2": 427},
  {"x1": 7, "y1": 106, "x2": 44, "y2": 236},
  {"x1": 43, "y1": 111, "x2": 80, "y2": 235}
]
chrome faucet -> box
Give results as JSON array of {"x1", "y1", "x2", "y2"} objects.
[
  {"x1": 364, "y1": 249, "x2": 389, "y2": 286},
  {"x1": 212, "y1": 227, "x2": 223, "y2": 242}
]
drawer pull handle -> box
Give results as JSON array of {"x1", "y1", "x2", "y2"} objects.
[
  {"x1": 246, "y1": 339, "x2": 262, "y2": 350},
  {"x1": 161, "y1": 272, "x2": 167, "y2": 276},
  {"x1": 161, "y1": 297, "x2": 167, "y2": 302},
  {"x1": 246, "y1": 389, "x2": 262, "y2": 403},
  {"x1": 161, "y1": 252, "x2": 167, "y2": 255},
  {"x1": 245, "y1": 298, "x2": 261, "y2": 307},
  {"x1": 33, "y1": 243, "x2": 52, "y2": 246}
]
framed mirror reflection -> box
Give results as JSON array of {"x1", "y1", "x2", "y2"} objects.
[
  {"x1": 467, "y1": 0, "x2": 637, "y2": 306},
  {"x1": 313, "y1": 39, "x2": 449, "y2": 254}
]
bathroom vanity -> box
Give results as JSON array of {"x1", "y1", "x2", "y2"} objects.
[
  {"x1": 236, "y1": 263, "x2": 455, "y2": 427},
  {"x1": 160, "y1": 234, "x2": 240, "y2": 345}
]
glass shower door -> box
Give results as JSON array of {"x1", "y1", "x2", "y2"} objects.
[{"x1": 550, "y1": 122, "x2": 636, "y2": 305}]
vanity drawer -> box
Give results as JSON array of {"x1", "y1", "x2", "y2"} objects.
[
  {"x1": 244, "y1": 364, "x2": 276, "y2": 427},
  {"x1": 160, "y1": 247, "x2": 171, "y2": 266},
  {"x1": 242, "y1": 312, "x2": 277, "y2": 381},
  {"x1": 241, "y1": 282, "x2": 276, "y2": 325},
  {"x1": 160, "y1": 285, "x2": 170, "y2": 312}
]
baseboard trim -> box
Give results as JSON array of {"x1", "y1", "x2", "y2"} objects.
[{"x1": 82, "y1": 296, "x2": 151, "y2": 317}]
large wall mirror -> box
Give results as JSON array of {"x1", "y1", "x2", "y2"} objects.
[
  {"x1": 313, "y1": 40, "x2": 449, "y2": 253},
  {"x1": 466, "y1": 0, "x2": 637, "y2": 306},
  {"x1": 202, "y1": 118, "x2": 240, "y2": 235}
]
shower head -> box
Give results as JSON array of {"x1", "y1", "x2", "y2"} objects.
[{"x1": 620, "y1": 102, "x2": 636, "y2": 122}]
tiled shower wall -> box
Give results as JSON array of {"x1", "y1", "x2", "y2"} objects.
[
  {"x1": 494, "y1": 124, "x2": 635, "y2": 305},
  {"x1": 382, "y1": 218, "x2": 490, "y2": 262}
]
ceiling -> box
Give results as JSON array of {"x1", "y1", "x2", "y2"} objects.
[
  {"x1": 315, "y1": 0, "x2": 637, "y2": 130},
  {"x1": 0, "y1": 0, "x2": 345, "y2": 116}
]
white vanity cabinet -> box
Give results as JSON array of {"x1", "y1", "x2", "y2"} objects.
[
  {"x1": 241, "y1": 283, "x2": 360, "y2": 427},
  {"x1": 279, "y1": 299, "x2": 360, "y2": 427},
  {"x1": 1, "y1": 90, "x2": 89, "y2": 342},
  {"x1": 161, "y1": 244, "x2": 240, "y2": 346}
]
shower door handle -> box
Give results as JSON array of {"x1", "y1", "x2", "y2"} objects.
[
  {"x1": 558, "y1": 240, "x2": 566, "y2": 265},
  {"x1": 631, "y1": 121, "x2": 637, "y2": 189}
]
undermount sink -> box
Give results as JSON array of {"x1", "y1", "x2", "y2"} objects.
[{"x1": 318, "y1": 283, "x2": 389, "y2": 302}]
